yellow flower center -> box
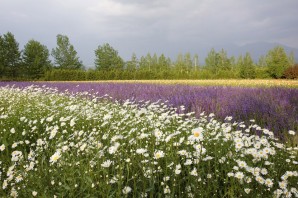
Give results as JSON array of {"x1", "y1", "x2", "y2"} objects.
[{"x1": 193, "y1": 131, "x2": 200, "y2": 137}]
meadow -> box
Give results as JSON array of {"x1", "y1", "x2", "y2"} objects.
[
  {"x1": 0, "y1": 80, "x2": 297, "y2": 197},
  {"x1": 2, "y1": 80, "x2": 297, "y2": 138}
]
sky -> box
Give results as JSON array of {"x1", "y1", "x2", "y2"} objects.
[{"x1": 1, "y1": 0, "x2": 298, "y2": 66}]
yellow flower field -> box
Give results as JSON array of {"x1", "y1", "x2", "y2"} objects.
[{"x1": 45, "y1": 79, "x2": 298, "y2": 88}]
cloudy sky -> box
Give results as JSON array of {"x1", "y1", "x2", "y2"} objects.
[{"x1": 1, "y1": 0, "x2": 297, "y2": 66}]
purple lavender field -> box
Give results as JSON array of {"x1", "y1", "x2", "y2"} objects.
[{"x1": 1, "y1": 81, "x2": 297, "y2": 138}]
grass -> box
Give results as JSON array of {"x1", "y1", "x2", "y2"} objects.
[{"x1": 0, "y1": 84, "x2": 297, "y2": 197}]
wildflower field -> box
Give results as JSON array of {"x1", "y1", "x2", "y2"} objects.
[
  {"x1": 48, "y1": 79, "x2": 298, "y2": 88},
  {"x1": 0, "y1": 81, "x2": 297, "y2": 197}
]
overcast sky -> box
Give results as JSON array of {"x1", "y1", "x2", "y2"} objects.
[{"x1": 1, "y1": 0, "x2": 297, "y2": 66}]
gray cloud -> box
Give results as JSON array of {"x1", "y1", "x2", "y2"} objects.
[{"x1": 0, "y1": 0, "x2": 297, "y2": 66}]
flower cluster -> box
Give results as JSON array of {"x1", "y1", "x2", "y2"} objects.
[{"x1": 0, "y1": 85, "x2": 297, "y2": 197}]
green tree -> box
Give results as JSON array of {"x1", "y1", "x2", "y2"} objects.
[
  {"x1": 257, "y1": 55, "x2": 267, "y2": 67},
  {"x1": 266, "y1": 46, "x2": 290, "y2": 78},
  {"x1": 239, "y1": 53, "x2": 256, "y2": 79},
  {"x1": 193, "y1": 54, "x2": 199, "y2": 72},
  {"x1": 52, "y1": 34, "x2": 83, "y2": 69},
  {"x1": 184, "y1": 52, "x2": 193, "y2": 74},
  {"x1": 174, "y1": 53, "x2": 185, "y2": 76},
  {"x1": 95, "y1": 43, "x2": 124, "y2": 71},
  {"x1": 151, "y1": 53, "x2": 158, "y2": 73},
  {"x1": 145, "y1": 53, "x2": 152, "y2": 71},
  {"x1": 288, "y1": 51, "x2": 295, "y2": 67},
  {"x1": 205, "y1": 48, "x2": 218, "y2": 74},
  {"x1": 0, "y1": 35, "x2": 4, "y2": 77},
  {"x1": 229, "y1": 55, "x2": 236, "y2": 69},
  {"x1": 158, "y1": 54, "x2": 170, "y2": 71},
  {"x1": 22, "y1": 40, "x2": 52, "y2": 79},
  {"x1": 157, "y1": 54, "x2": 171, "y2": 78},
  {"x1": 217, "y1": 49, "x2": 231, "y2": 71},
  {"x1": 0, "y1": 32, "x2": 21, "y2": 78},
  {"x1": 126, "y1": 53, "x2": 138, "y2": 72},
  {"x1": 139, "y1": 56, "x2": 147, "y2": 71},
  {"x1": 236, "y1": 55, "x2": 243, "y2": 75}
]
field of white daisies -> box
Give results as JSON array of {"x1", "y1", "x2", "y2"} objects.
[{"x1": 0, "y1": 84, "x2": 297, "y2": 198}]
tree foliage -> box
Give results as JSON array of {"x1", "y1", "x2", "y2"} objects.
[
  {"x1": 205, "y1": 48, "x2": 217, "y2": 73},
  {"x1": 22, "y1": 40, "x2": 52, "y2": 79},
  {"x1": 94, "y1": 43, "x2": 124, "y2": 71},
  {"x1": 266, "y1": 46, "x2": 290, "y2": 78},
  {"x1": 1, "y1": 31, "x2": 297, "y2": 81},
  {"x1": 51, "y1": 34, "x2": 83, "y2": 69},
  {"x1": 0, "y1": 32, "x2": 21, "y2": 78},
  {"x1": 205, "y1": 48, "x2": 232, "y2": 75},
  {"x1": 0, "y1": 35, "x2": 4, "y2": 77},
  {"x1": 239, "y1": 53, "x2": 256, "y2": 79}
]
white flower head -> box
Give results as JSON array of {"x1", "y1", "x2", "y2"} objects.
[
  {"x1": 164, "y1": 186, "x2": 171, "y2": 194},
  {"x1": 235, "y1": 171, "x2": 244, "y2": 180},
  {"x1": 11, "y1": 151, "x2": 23, "y2": 162},
  {"x1": 108, "y1": 143, "x2": 120, "y2": 154},
  {"x1": 122, "y1": 186, "x2": 132, "y2": 194},
  {"x1": 70, "y1": 118, "x2": 76, "y2": 127},
  {"x1": 244, "y1": 188, "x2": 251, "y2": 194},
  {"x1": 46, "y1": 116, "x2": 54, "y2": 122},
  {"x1": 154, "y1": 150, "x2": 165, "y2": 159},
  {"x1": 32, "y1": 191, "x2": 38, "y2": 196},
  {"x1": 49, "y1": 127, "x2": 58, "y2": 139},
  {"x1": 265, "y1": 178, "x2": 273, "y2": 188},
  {"x1": 190, "y1": 168, "x2": 198, "y2": 176},
  {"x1": 255, "y1": 175, "x2": 265, "y2": 184},
  {"x1": 0, "y1": 144, "x2": 5, "y2": 151},
  {"x1": 10, "y1": 128, "x2": 16, "y2": 134},
  {"x1": 175, "y1": 169, "x2": 181, "y2": 175},
  {"x1": 189, "y1": 127, "x2": 204, "y2": 141},
  {"x1": 279, "y1": 181, "x2": 287, "y2": 189},
  {"x1": 288, "y1": 130, "x2": 296, "y2": 135},
  {"x1": 49, "y1": 150, "x2": 61, "y2": 164},
  {"x1": 80, "y1": 143, "x2": 87, "y2": 151},
  {"x1": 154, "y1": 129, "x2": 163, "y2": 139},
  {"x1": 136, "y1": 148, "x2": 147, "y2": 154},
  {"x1": 237, "y1": 160, "x2": 247, "y2": 169},
  {"x1": 101, "y1": 160, "x2": 113, "y2": 168}
]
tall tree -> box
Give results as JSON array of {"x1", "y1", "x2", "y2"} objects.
[
  {"x1": 22, "y1": 40, "x2": 52, "y2": 79},
  {"x1": 0, "y1": 32, "x2": 21, "y2": 78},
  {"x1": 205, "y1": 48, "x2": 217, "y2": 73},
  {"x1": 151, "y1": 53, "x2": 158, "y2": 73},
  {"x1": 266, "y1": 46, "x2": 290, "y2": 78},
  {"x1": 288, "y1": 51, "x2": 295, "y2": 67},
  {"x1": 239, "y1": 53, "x2": 256, "y2": 79},
  {"x1": 0, "y1": 35, "x2": 4, "y2": 77},
  {"x1": 229, "y1": 55, "x2": 236, "y2": 70},
  {"x1": 145, "y1": 53, "x2": 152, "y2": 71},
  {"x1": 158, "y1": 54, "x2": 170, "y2": 72},
  {"x1": 184, "y1": 52, "x2": 193, "y2": 73},
  {"x1": 217, "y1": 49, "x2": 231, "y2": 71},
  {"x1": 52, "y1": 34, "x2": 83, "y2": 69},
  {"x1": 139, "y1": 56, "x2": 147, "y2": 71},
  {"x1": 95, "y1": 43, "x2": 124, "y2": 71},
  {"x1": 126, "y1": 53, "x2": 138, "y2": 72},
  {"x1": 174, "y1": 53, "x2": 185, "y2": 74},
  {"x1": 257, "y1": 55, "x2": 267, "y2": 67},
  {"x1": 193, "y1": 54, "x2": 199, "y2": 71}
]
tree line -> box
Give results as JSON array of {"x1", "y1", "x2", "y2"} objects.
[{"x1": 0, "y1": 31, "x2": 297, "y2": 81}]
